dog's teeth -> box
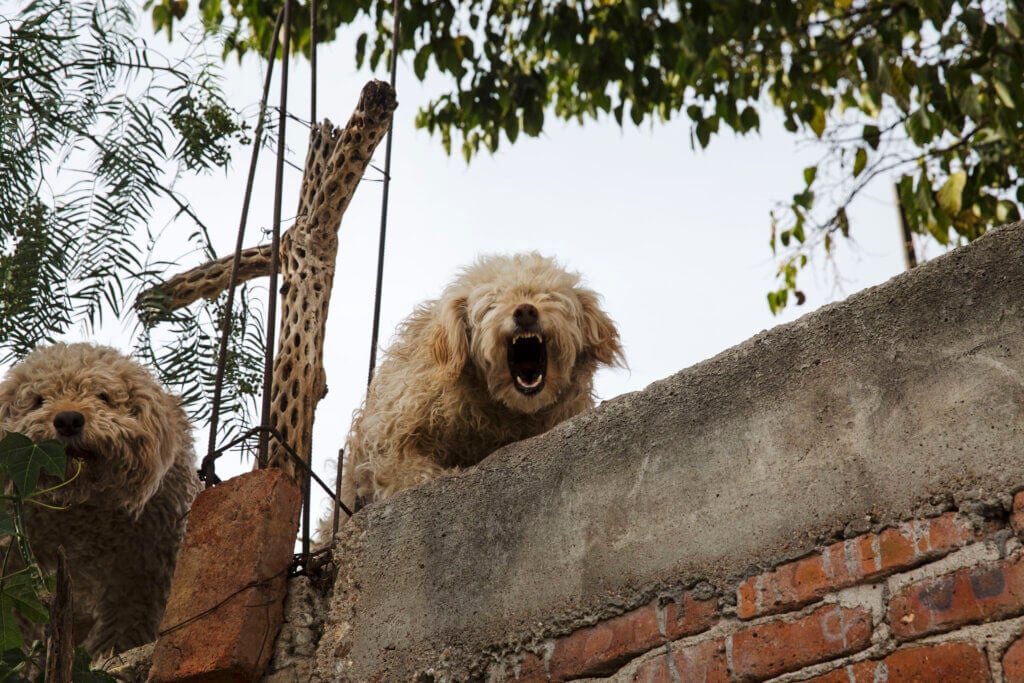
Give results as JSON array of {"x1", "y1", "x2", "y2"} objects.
[{"x1": 516, "y1": 374, "x2": 543, "y2": 389}]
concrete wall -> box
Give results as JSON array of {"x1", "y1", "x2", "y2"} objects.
[{"x1": 313, "y1": 222, "x2": 1024, "y2": 681}]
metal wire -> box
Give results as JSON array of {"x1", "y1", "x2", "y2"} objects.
[
  {"x1": 257, "y1": 0, "x2": 292, "y2": 466},
  {"x1": 301, "y1": 0, "x2": 320, "y2": 561},
  {"x1": 201, "y1": 7, "x2": 284, "y2": 486},
  {"x1": 310, "y1": 0, "x2": 318, "y2": 125},
  {"x1": 365, "y1": 0, "x2": 401, "y2": 388}
]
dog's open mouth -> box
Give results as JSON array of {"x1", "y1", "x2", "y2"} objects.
[
  {"x1": 508, "y1": 332, "x2": 547, "y2": 395},
  {"x1": 64, "y1": 445, "x2": 97, "y2": 462}
]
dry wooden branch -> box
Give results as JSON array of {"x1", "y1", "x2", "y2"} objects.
[
  {"x1": 136, "y1": 244, "x2": 273, "y2": 323},
  {"x1": 139, "y1": 80, "x2": 396, "y2": 480},
  {"x1": 267, "y1": 81, "x2": 396, "y2": 476},
  {"x1": 44, "y1": 546, "x2": 73, "y2": 683}
]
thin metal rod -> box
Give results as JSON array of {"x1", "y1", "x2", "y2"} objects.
[
  {"x1": 202, "y1": 8, "x2": 284, "y2": 485},
  {"x1": 310, "y1": 0, "x2": 318, "y2": 125},
  {"x1": 365, "y1": 0, "x2": 400, "y2": 387},
  {"x1": 202, "y1": 426, "x2": 352, "y2": 517},
  {"x1": 332, "y1": 447, "x2": 343, "y2": 536},
  {"x1": 257, "y1": 0, "x2": 292, "y2": 465}
]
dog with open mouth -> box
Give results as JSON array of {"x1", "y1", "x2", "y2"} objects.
[{"x1": 338, "y1": 252, "x2": 624, "y2": 513}]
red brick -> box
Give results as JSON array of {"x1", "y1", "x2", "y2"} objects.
[
  {"x1": 514, "y1": 653, "x2": 547, "y2": 682},
  {"x1": 805, "y1": 642, "x2": 990, "y2": 682},
  {"x1": 730, "y1": 605, "x2": 873, "y2": 681},
  {"x1": 515, "y1": 591, "x2": 718, "y2": 681},
  {"x1": 545, "y1": 603, "x2": 663, "y2": 678},
  {"x1": 889, "y1": 555, "x2": 1024, "y2": 640},
  {"x1": 150, "y1": 469, "x2": 302, "y2": 683},
  {"x1": 1012, "y1": 491, "x2": 1024, "y2": 538},
  {"x1": 662, "y1": 592, "x2": 719, "y2": 640},
  {"x1": 1004, "y1": 635, "x2": 1024, "y2": 682},
  {"x1": 736, "y1": 513, "x2": 983, "y2": 619},
  {"x1": 628, "y1": 639, "x2": 728, "y2": 683}
]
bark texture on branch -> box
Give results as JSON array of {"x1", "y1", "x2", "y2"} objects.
[
  {"x1": 267, "y1": 80, "x2": 397, "y2": 476},
  {"x1": 137, "y1": 80, "x2": 396, "y2": 481},
  {"x1": 136, "y1": 244, "x2": 273, "y2": 322},
  {"x1": 44, "y1": 546, "x2": 73, "y2": 683}
]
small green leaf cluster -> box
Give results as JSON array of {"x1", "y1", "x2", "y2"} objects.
[
  {"x1": 0, "y1": 433, "x2": 114, "y2": 681},
  {"x1": 157, "y1": 0, "x2": 1024, "y2": 313}
]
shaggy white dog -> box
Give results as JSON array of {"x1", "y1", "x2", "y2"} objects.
[
  {"x1": 341, "y1": 252, "x2": 624, "y2": 510},
  {"x1": 0, "y1": 343, "x2": 200, "y2": 656}
]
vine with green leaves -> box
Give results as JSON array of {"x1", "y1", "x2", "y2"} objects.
[{"x1": 0, "y1": 433, "x2": 113, "y2": 682}]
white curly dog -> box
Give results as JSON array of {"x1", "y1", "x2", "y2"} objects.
[
  {"x1": 340, "y1": 252, "x2": 624, "y2": 512},
  {"x1": 0, "y1": 343, "x2": 200, "y2": 656}
]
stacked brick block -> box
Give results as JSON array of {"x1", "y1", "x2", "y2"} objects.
[{"x1": 495, "y1": 494, "x2": 1024, "y2": 682}]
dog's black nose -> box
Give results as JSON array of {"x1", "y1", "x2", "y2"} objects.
[
  {"x1": 513, "y1": 303, "x2": 539, "y2": 327},
  {"x1": 53, "y1": 411, "x2": 85, "y2": 438}
]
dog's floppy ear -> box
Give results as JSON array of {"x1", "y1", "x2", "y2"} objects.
[
  {"x1": 577, "y1": 288, "x2": 625, "y2": 368},
  {"x1": 430, "y1": 295, "x2": 470, "y2": 378}
]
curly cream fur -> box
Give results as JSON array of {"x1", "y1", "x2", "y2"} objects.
[
  {"x1": 0, "y1": 343, "x2": 200, "y2": 656},
  {"x1": 340, "y1": 252, "x2": 623, "y2": 510}
]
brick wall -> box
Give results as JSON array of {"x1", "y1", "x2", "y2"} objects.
[
  {"x1": 310, "y1": 223, "x2": 1024, "y2": 681},
  {"x1": 484, "y1": 498, "x2": 1024, "y2": 681}
]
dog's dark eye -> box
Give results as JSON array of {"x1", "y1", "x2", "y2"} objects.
[
  {"x1": 32, "y1": 396, "x2": 43, "y2": 409},
  {"x1": 97, "y1": 393, "x2": 112, "y2": 405}
]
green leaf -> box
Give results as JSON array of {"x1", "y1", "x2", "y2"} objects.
[
  {"x1": 993, "y1": 79, "x2": 1016, "y2": 109},
  {"x1": 803, "y1": 165, "x2": 817, "y2": 186},
  {"x1": 906, "y1": 109, "x2": 931, "y2": 145},
  {"x1": 695, "y1": 119, "x2": 711, "y2": 148},
  {"x1": 0, "y1": 598, "x2": 22, "y2": 654},
  {"x1": 413, "y1": 46, "x2": 431, "y2": 80},
  {"x1": 72, "y1": 647, "x2": 117, "y2": 682},
  {"x1": 809, "y1": 105, "x2": 826, "y2": 138},
  {"x1": 0, "y1": 434, "x2": 65, "y2": 496},
  {"x1": 936, "y1": 170, "x2": 967, "y2": 215},
  {"x1": 1, "y1": 572, "x2": 47, "y2": 625},
  {"x1": 0, "y1": 511, "x2": 15, "y2": 539},
  {"x1": 853, "y1": 148, "x2": 867, "y2": 178},
  {"x1": 836, "y1": 207, "x2": 850, "y2": 237},
  {"x1": 863, "y1": 124, "x2": 880, "y2": 150},
  {"x1": 739, "y1": 107, "x2": 759, "y2": 132},
  {"x1": 523, "y1": 105, "x2": 544, "y2": 137}
]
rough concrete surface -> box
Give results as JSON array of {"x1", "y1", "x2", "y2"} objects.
[{"x1": 316, "y1": 222, "x2": 1024, "y2": 681}]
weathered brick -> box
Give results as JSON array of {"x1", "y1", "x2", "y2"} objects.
[
  {"x1": 662, "y1": 592, "x2": 719, "y2": 640},
  {"x1": 1003, "y1": 635, "x2": 1024, "y2": 682},
  {"x1": 730, "y1": 605, "x2": 873, "y2": 681},
  {"x1": 511, "y1": 591, "x2": 717, "y2": 681},
  {"x1": 889, "y1": 555, "x2": 1024, "y2": 640},
  {"x1": 628, "y1": 639, "x2": 728, "y2": 683},
  {"x1": 545, "y1": 602, "x2": 663, "y2": 678},
  {"x1": 737, "y1": 513, "x2": 983, "y2": 619},
  {"x1": 805, "y1": 642, "x2": 990, "y2": 682},
  {"x1": 1011, "y1": 491, "x2": 1024, "y2": 538},
  {"x1": 150, "y1": 469, "x2": 302, "y2": 683},
  {"x1": 514, "y1": 653, "x2": 547, "y2": 682}
]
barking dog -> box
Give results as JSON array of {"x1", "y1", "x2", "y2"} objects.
[
  {"x1": 0, "y1": 343, "x2": 200, "y2": 656},
  {"x1": 341, "y1": 252, "x2": 624, "y2": 510}
]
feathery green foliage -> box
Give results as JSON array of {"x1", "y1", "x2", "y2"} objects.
[
  {"x1": 0, "y1": 434, "x2": 115, "y2": 681},
  {"x1": 151, "y1": 0, "x2": 1024, "y2": 311},
  {"x1": 1, "y1": 0, "x2": 264, "y2": 437}
]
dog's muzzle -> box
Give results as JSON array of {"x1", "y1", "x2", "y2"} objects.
[
  {"x1": 53, "y1": 411, "x2": 98, "y2": 462},
  {"x1": 507, "y1": 304, "x2": 547, "y2": 396}
]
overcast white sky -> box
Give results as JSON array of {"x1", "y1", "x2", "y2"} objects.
[{"x1": 33, "y1": 14, "x2": 929, "y2": 524}]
